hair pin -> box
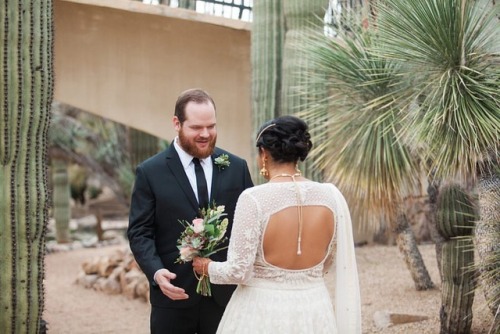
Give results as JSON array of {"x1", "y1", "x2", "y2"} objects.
[{"x1": 256, "y1": 124, "x2": 276, "y2": 143}]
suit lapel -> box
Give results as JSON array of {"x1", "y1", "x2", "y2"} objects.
[{"x1": 165, "y1": 145, "x2": 199, "y2": 210}]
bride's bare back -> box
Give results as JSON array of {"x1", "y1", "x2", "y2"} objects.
[{"x1": 263, "y1": 205, "x2": 335, "y2": 270}]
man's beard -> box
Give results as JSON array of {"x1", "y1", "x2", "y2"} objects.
[{"x1": 178, "y1": 130, "x2": 216, "y2": 159}]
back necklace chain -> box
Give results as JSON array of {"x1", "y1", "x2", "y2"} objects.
[
  {"x1": 269, "y1": 173, "x2": 303, "y2": 255},
  {"x1": 270, "y1": 172, "x2": 302, "y2": 181}
]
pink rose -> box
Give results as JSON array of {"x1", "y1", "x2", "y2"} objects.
[
  {"x1": 179, "y1": 246, "x2": 196, "y2": 261},
  {"x1": 192, "y1": 218, "x2": 205, "y2": 234}
]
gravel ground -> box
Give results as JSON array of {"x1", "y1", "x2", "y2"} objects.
[{"x1": 43, "y1": 243, "x2": 494, "y2": 334}]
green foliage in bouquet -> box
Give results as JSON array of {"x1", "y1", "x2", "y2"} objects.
[{"x1": 176, "y1": 204, "x2": 229, "y2": 296}]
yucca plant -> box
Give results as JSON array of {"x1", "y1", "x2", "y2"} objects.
[
  {"x1": 0, "y1": 0, "x2": 54, "y2": 332},
  {"x1": 374, "y1": 0, "x2": 499, "y2": 327},
  {"x1": 298, "y1": 8, "x2": 435, "y2": 289},
  {"x1": 374, "y1": 0, "x2": 499, "y2": 183}
]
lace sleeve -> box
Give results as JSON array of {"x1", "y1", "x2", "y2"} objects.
[{"x1": 208, "y1": 191, "x2": 260, "y2": 284}]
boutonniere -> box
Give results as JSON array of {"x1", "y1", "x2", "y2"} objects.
[{"x1": 214, "y1": 154, "x2": 230, "y2": 170}]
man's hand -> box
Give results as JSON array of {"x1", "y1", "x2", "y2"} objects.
[{"x1": 154, "y1": 269, "x2": 189, "y2": 300}]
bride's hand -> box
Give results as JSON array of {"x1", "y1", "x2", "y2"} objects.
[{"x1": 193, "y1": 257, "x2": 211, "y2": 276}]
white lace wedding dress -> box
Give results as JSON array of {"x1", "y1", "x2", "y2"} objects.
[{"x1": 209, "y1": 182, "x2": 361, "y2": 334}]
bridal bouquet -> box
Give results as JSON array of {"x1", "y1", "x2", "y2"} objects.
[{"x1": 175, "y1": 204, "x2": 229, "y2": 296}]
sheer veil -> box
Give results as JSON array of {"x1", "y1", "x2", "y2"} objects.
[{"x1": 331, "y1": 184, "x2": 362, "y2": 333}]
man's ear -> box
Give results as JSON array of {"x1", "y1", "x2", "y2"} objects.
[{"x1": 173, "y1": 116, "x2": 181, "y2": 132}]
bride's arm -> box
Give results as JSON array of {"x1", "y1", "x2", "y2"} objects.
[{"x1": 208, "y1": 191, "x2": 261, "y2": 284}]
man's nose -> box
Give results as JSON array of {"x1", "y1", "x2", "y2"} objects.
[{"x1": 199, "y1": 128, "x2": 209, "y2": 137}]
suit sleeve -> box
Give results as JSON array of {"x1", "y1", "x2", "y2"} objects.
[
  {"x1": 242, "y1": 160, "x2": 254, "y2": 189},
  {"x1": 127, "y1": 165, "x2": 164, "y2": 283}
]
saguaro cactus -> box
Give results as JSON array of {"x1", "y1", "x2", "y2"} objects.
[
  {"x1": 52, "y1": 159, "x2": 71, "y2": 243},
  {"x1": 251, "y1": 0, "x2": 327, "y2": 179},
  {"x1": 436, "y1": 184, "x2": 477, "y2": 334},
  {"x1": 281, "y1": 0, "x2": 328, "y2": 181},
  {"x1": 251, "y1": 0, "x2": 285, "y2": 130},
  {"x1": 0, "y1": 0, "x2": 54, "y2": 333}
]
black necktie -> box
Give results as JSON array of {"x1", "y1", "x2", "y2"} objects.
[{"x1": 192, "y1": 158, "x2": 209, "y2": 209}]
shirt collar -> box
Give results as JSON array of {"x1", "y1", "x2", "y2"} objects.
[{"x1": 173, "y1": 137, "x2": 212, "y2": 169}]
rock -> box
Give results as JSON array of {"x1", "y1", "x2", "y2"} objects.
[
  {"x1": 81, "y1": 257, "x2": 100, "y2": 275},
  {"x1": 136, "y1": 278, "x2": 150, "y2": 302},
  {"x1": 374, "y1": 310, "x2": 429, "y2": 329},
  {"x1": 76, "y1": 272, "x2": 99, "y2": 289},
  {"x1": 92, "y1": 276, "x2": 121, "y2": 294},
  {"x1": 77, "y1": 247, "x2": 149, "y2": 302},
  {"x1": 97, "y1": 256, "x2": 119, "y2": 277}
]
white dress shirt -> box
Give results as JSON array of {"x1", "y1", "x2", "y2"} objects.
[{"x1": 173, "y1": 137, "x2": 213, "y2": 201}]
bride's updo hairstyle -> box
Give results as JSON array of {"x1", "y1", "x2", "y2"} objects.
[{"x1": 256, "y1": 115, "x2": 313, "y2": 163}]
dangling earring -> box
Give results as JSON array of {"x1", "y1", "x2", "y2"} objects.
[{"x1": 260, "y1": 159, "x2": 269, "y2": 177}]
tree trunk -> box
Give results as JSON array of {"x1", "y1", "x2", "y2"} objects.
[
  {"x1": 475, "y1": 170, "x2": 500, "y2": 330},
  {"x1": 394, "y1": 210, "x2": 435, "y2": 290},
  {"x1": 0, "y1": 0, "x2": 54, "y2": 332},
  {"x1": 426, "y1": 177, "x2": 445, "y2": 279}
]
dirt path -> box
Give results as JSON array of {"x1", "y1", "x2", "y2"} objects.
[
  {"x1": 44, "y1": 244, "x2": 149, "y2": 334},
  {"x1": 43, "y1": 243, "x2": 493, "y2": 334}
]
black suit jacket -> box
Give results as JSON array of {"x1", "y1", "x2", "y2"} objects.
[{"x1": 127, "y1": 144, "x2": 253, "y2": 308}]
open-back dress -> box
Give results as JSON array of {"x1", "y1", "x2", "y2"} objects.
[{"x1": 208, "y1": 181, "x2": 361, "y2": 333}]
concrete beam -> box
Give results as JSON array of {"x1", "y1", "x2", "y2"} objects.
[{"x1": 54, "y1": 0, "x2": 253, "y2": 161}]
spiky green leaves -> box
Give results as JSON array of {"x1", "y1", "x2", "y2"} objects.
[
  {"x1": 299, "y1": 18, "x2": 421, "y2": 222},
  {"x1": 375, "y1": 0, "x2": 500, "y2": 181}
]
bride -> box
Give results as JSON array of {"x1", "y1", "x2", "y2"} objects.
[{"x1": 193, "y1": 115, "x2": 361, "y2": 333}]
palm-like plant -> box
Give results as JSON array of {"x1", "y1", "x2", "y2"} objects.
[
  {"x1": 300, "y1": 26, "x2": 416, "y2": 219},
  {"x1": 300, "y1": 0, "x2": 499, "y2": 327},
  {"x1": 374, "y1": 0, "x2": 499, "y2": 183},
  {"x1": 375, "y1": 0, "x2": 499, "y2": 328},
  {"x1": 299, "y1": 13, "x2": 435, "y2": 290}
]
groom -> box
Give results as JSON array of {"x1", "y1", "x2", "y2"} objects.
[{"x1": 128, "y1": 88, "x2": 253, "y2": 334}]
